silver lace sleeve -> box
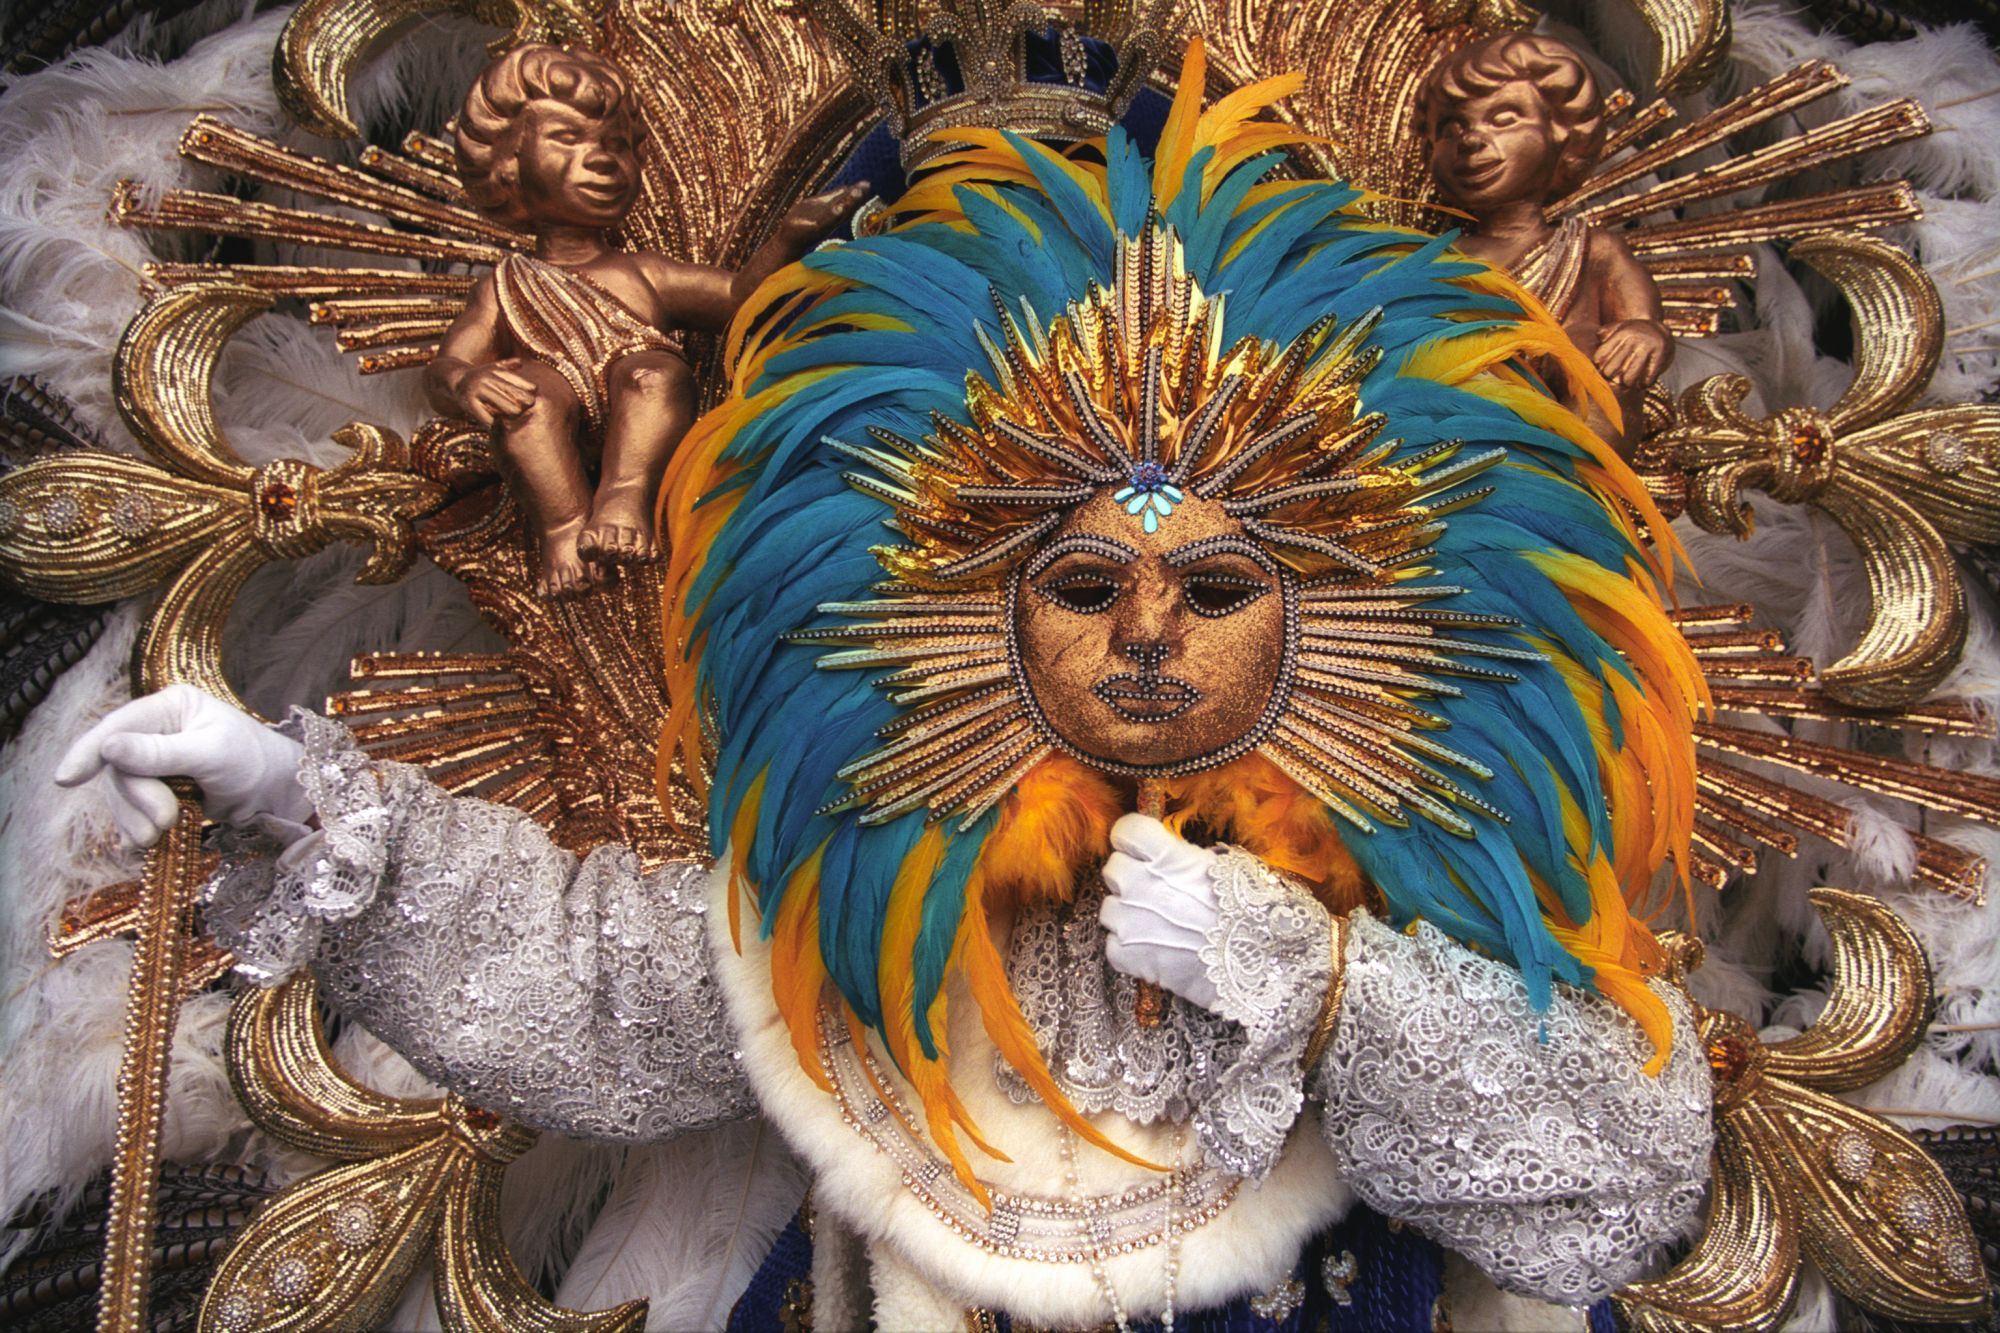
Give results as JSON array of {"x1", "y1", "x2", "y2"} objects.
[
  {"x1": 1315, "y1": 912, "x2": 1714, "y2": 1306},
  {"x1": 202, "y1": 710, "x2": 755, "y2": 1143},
  {"x1": 1192, "y1": 846, "x2": 1337, "y2": 1178}
]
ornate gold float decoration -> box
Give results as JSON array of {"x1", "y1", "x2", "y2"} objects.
[
  {"x1": 1648, "y1": 232, "x2": 2000, "y2": 708},
  {"x1": 276, "y1": 0, "x2": 607, "y2": 138},
  {"x1": 6, "y1": 1, "x2": 2000, "y2": 1331},
  {"x1": 197, "y1": 977, "x2": 645, "y2": 1333},
  {"x1": 1617, "y1": 890, "x2": 1989, "y2": 1331},
  {"x1": 0, "y1": 274, "x2": 443, "y2": 1330}
]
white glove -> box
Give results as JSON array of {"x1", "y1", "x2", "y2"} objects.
[
  {"x1": 55, "y1": 684, "x2": 312, "y2": 848},
  {"x1": 1099, "y1": 812, "x2": 1222, "y2": 1012}
]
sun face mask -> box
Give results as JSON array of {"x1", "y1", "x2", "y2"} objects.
[{"x1": 801, "y1": 230, "x2": 1539, "y2": 834}]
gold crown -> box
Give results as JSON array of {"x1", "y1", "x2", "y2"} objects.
[{"x1": 809, "y1": 0, "x2": 1171, "y2": 171}]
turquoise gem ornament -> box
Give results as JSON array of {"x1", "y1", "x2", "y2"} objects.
[{"x1": 1113, "y1": 460, "x2": 1183, "y2": 533}]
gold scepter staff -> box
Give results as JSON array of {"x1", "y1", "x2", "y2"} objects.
[
  {"x1": 95, "y1": 775, "x2": 207, "y2": 1333},
  {"x1": 1134, "y1": 776, "x2": 1167, "y2": 1028}
]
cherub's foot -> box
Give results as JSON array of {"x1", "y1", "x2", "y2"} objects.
[
  {"x1": 535, "y1": 523, "x2": 602, "y2": 599},
  {"x1": 579, "y1": 490, "x2": 660, "y2": 565}
]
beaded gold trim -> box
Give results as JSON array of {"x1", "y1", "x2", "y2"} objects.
[{"x1": 815, "y1": 1004, "x2": 1241, "y2": 1265}]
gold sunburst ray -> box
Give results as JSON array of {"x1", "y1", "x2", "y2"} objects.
[{"x1": 1298, "y1": 696, "x2": 1495, "y2": 780}]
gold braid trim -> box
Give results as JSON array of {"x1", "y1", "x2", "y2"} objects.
[{"x1": 1302, "y1": 913, "x2": 1350, "y2": 1074}]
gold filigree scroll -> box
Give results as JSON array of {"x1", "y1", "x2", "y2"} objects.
[
  {"x1": 0, "y1": 283, "x2": 444, "y2": 713},
  {"x1": 275, "y1": 0, "x2": 607, "y2": 138},
  {"x1": 1617, "y1": 890, "x2": 1989, "y2": 1332},
  {"x1": 1648, "y1": 232, "x2": 1999, "y2": 708},
  {"x1": 0, "y1": 279, "x2": 442, "y2": 1333},
  {"x1": 198, "y1": 977, "x2": 646, "y2": 1333}
]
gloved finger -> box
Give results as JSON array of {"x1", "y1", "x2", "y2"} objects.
[
  {"x1": 98, "y1": 773, "x2": 171, "y2": 849},
  {"x1": 1098, "y1": 895, "x2": 1202, "y2": 950},
  {"x1": 100, "y1": 730, "x2": 210, "y2": 779},
  {"x1": 1108, "y1": 812, "x2": 1182, "y2": 863},
  {"x1": 1102, "y1": 935, "x2": 1164, "y2": 985},
  {"x1": 1101, "y1": 849, "x2": 1151, "y2": 897},
  {"x1": 54, "y1": 690, "x2": 191, "y2": 786},
  {"x1": 107, "y1": 768, "x2": 182, "y2": 837}
]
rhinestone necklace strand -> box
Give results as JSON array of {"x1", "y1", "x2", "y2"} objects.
[{"x1": 1062, "y1": 1121, "x2": 1185, "y2": 1332}]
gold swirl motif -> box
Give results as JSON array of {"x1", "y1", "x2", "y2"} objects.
[
  {"x1": 1616, "y1": 890, "x2": 1987, "y2": 1332},
  {"x1": 1653, "y1": 232, "x2": 1997, "y2": 708},
  {"x1": 1621, "y1": 0, "x2": 1731, "y2": 94},
  {"x1": 0, "y1": 278, "x2": 446, "y2": 1332},
  {"x1": 274, "y1": 0, "x2": 608, "y2": 139},
  {"x1": 0, "y1": 283, "x2": 445, "y2": 714},
  {"x1": 199, "y1": 978, "x2": 647, "y2": 1333}
]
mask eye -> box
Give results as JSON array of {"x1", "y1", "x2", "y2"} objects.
[
  {"x1": 1184, "y1": 573, "x2": 1267, "y2": 618},
  {"x1": 1036, "y1": 573, "x2": 1119, "y2": 614}
]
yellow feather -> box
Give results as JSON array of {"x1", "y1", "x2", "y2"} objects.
[{"x1": 1151, "y1": 39, "x2": 1208, "y2": 209}]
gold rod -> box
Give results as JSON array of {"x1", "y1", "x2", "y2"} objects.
[
  {"x1": 360, "y1": 144, "x2": 468, "y2": 203},
  {"x1": 1668, "y1": 603, "x2": 1755, "y2": 626},
  {"x1": 359, "y1": 345, "x2": 440, "y2": 375},
  {"x1": 1625, "y1": 183, "x2": 1922, "y2": 256},
  {"x1": 1134, "y1": 778, "x2": 1167, "y2": 1029},
  {"x1": 179, "y1": 117, "x2": 520, "y2": 247},
  {"x1": 95, "y1": 788, "x2": 205, "y2": 1333},
  {"x1": 1551, "y1": 60, "x2": 1848, "y2": 216},
  {"x1": 1581, "y1": 100, "x2": 1929, "y2": 228},
  {"x1": 1696, "y1": 721, "x2": 2000, "y2": 822},
  {"x1": 144, "y1": 263, "x2": 476, "y2": 298}
]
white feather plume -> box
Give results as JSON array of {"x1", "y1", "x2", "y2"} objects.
[{"x1": 554, "y1": 1119, "x2": 810, "y2": 1331}]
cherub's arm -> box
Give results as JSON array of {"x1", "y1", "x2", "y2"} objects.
[
  {"x1": 647, "y1": 183, "x2": 871, "y2": 333},
  {"x1": 425, "y1": 275, "x2": 544, "y2": 426},
  {"x1": 1589, "y1": 228, "x2": 1675, "y2": 390},
  {"x1": 59, "y1": 690, "x2": 753, "y2": 1144}
]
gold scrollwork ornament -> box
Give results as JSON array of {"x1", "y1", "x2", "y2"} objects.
[
  {"x1": 0, "y1": 282, "x2": 444, "y2": 714},
  {"x1": 200, "y1": 976, "x2": 646, "y2": 1333},
  {"x1": 1650, "y1": 231, "x2": 2000, "y2": 708},
  {"x1": 1616, "y1": 889, "x2": 1989, "y2": 1331}
]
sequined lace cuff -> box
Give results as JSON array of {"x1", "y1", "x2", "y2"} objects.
[
  {"x1": 203, "y1": 710, "x2": 391, "y2": 983},
  {"x1": 1191, "y1": 847, "x2": 1338, "y2": 1179},
  {"x1": 1314, "y1": 913, "x2": 1714, "y2": 1305}
]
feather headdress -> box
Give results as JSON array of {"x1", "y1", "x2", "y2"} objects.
[{"x1": 660, "y1": 43, "x2": 1704, "y2": 1189}]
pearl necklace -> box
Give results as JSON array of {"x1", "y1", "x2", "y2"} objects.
[{"x1": 1062, "y1": 1122, "x2": 1185, "y2": 1333}]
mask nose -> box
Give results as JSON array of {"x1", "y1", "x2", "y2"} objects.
[{"x1": 1122, "y1": 641, "x2": 1169, "y2": 675}]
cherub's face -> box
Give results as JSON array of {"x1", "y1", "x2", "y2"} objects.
[
  {"x1": 1010, "y1": 491, "x2": 1291, "y2": 772},
  {"x1": 513, "y1": 99, "x2": 640, "y2": 230},
  {"x1": 1426, "y1": 79, "x2": 1563, "y2": 215}
]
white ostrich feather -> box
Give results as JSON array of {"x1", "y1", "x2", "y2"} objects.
[{"x1": 554, "y1": 1119, "x2": 810, "y2": 1332}]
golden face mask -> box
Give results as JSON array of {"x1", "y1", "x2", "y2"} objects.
[
  {"x1": 1011, "y1": 490, "x2": 1293, "y2": 772},
  {"x1": 799, "y1": 231, "x2": 1536, "y2": 833}
]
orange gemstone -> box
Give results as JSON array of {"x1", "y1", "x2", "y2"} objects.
[
  {"x1": 463, "y1": 1106, "x2": 502, "y2": 1131},
  {"x1": 260, "y1": 482, "x2": 297, "y2": 521},
  {"x1": 1789, "y1": 424, "x2": 1827, "y2": 465},
  {"x1": 1707, "y1": 1031, "x2": 1754, "y2": 1080}
]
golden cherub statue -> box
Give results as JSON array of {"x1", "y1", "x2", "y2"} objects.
[
  {"x1": 427, "y1": 44, "x2": 866, "y2": 596},
  {"x1": 1419, "y1": 34, "x2": 1673, "y2": 455}
]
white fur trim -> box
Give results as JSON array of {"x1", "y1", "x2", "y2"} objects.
[{"x1": 706, "y1": 852, "x2": 1355, "y2": 1326}]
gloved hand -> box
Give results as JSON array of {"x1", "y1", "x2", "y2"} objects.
[
  {"x1": 55, "y1": 684, "x2": 311, "y2": 848},
  {"x1": 1099, "y1": 812, "x2": 1222, "y2": 1012}
]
